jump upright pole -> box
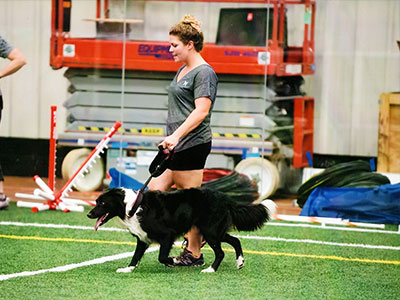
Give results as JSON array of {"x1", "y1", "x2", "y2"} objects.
[{"x1": 16, "y1": 108, "x2": 122, "y2": 213}]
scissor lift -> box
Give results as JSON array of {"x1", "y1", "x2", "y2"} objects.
[{"x1": 50, "y1": 0, "x2": 316, "y2": 194}]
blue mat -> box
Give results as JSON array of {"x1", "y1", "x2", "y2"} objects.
[
  {"x1": 300, "y1": 183, "x2": 400, "y2": 224},
  {"x1": 108, "y1": 168, "x2": 144, "y2": 191}
]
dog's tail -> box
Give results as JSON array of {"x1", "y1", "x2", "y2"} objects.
[
  {"x1": 202, "y1": 171, "x2": 259, "y2": 204},
  {"x1": 202, "y1": 171, "x2": 276, "y2": 231},
  {"x1": 230, "y1": 199, "x2": 276, "y2": 232}
]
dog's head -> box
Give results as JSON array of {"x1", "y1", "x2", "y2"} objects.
[{"x1": 87, "y1": 188, "x2": 127, "y2": 231}]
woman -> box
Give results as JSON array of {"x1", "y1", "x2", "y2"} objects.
[{"x1": 148, "y1": 15, "x2": 218, "y2": 266}]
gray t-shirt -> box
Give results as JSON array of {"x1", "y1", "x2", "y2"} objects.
[
  {"x1": 0, "y1": 36, "x2": 13, "y2": 108},
  {"x1": 167, "y1": 64, "x2": 218, "y2": 152},
  {"x1": 0, "y1": 36, "x2": 13, "y2": 59}
]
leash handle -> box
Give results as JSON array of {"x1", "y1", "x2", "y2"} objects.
[
  {"x1": 151, "y1": 145, "x2": 174, "y2": 176},
  {"x1": 158, "y1": 145, "x2": 174, "y2": 160}
]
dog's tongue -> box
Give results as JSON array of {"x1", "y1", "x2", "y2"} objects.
[{"x1": 94, "y1": 215, "x2": 106, "y2": 231}]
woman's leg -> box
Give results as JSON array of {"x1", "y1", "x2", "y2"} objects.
[
  {"x1": 173, "y1": 169, "x2": 203, "y2": 258},
  {"x1": 148, "y1": 169, "x2": 174, "y2": 192},
  {"x1": 0, "y1": 94, "x2": 6, "y2": 203},
  {"x1": 0, "y1": 180, "x2": 4, "y2": 196},
  {"x1": 173, "y1": 169, "x2": 203, "y2": 189}
]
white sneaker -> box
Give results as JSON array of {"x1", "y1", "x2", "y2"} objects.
[{"x1": 0, "y1": 195, "x2": 9, "y2": 210}]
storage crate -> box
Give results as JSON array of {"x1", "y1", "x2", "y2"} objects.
[{"x1": 378, "y1": 93, "x2": 400, "y2": 172}]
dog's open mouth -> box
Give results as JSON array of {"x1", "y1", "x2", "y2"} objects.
[{"x1": 94, "y1": 213, "x2": 109, "y2": 231}]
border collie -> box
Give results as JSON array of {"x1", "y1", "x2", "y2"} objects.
[{"x1": 88, "y1": 186, "x2": 274, "y2": 273}]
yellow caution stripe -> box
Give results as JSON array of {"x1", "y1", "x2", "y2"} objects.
[
  {"x1": 77, "y1": 126, "x2": 163, "y2": 136},
  {"x1": 0, "y1": 234, "x2": 136, "y2": 246},
  {"x1": 77, "y1": 126, "x2": 262, "y2": 139},
  {"x1": 212, "y1": 132, "x2": 261, "y2": 139}
]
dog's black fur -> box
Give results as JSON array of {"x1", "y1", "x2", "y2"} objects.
[{"x1": 88, "y1": 185, "x2": 270, "y2": 273}]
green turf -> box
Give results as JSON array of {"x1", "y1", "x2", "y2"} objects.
[{"x1": 1, "y1": 202, "x2": 399, "y2": 300}]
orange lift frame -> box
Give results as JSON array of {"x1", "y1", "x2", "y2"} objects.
[
  {"x1": 50, "y1": 0, "x2": 315, "y2": 77},
  {"x1": 50, "y1": 0, "x2": 315, "y2": 167}
]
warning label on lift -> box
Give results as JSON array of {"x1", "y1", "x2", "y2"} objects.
[
  {"x1": 77, "y1": 126, "x2": 262, "y2": 139},
  {"x1": 138, "y1": 44, "x2": 173, "y2": 60},
  {"x1": 78, "y1": 126, "x2": 163, "y2": 135}
]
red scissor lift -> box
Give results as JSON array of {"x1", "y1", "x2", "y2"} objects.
[{"x1": 50, "y1": 0, "x2": 315, "y2": 168}]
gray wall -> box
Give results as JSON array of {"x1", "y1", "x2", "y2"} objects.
[{"x1": 304, "y1": 0, "x2": 399, "y2": 156}]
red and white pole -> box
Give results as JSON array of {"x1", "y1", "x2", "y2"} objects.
[{"x1": 48, "y1": 106, "x2": 57, "y2": 191}]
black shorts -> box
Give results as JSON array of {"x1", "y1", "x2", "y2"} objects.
[{"x1": 168, "y1": 141, "x2": 211, "y2": 171}]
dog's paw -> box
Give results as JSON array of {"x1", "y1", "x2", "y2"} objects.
[
  {"x1": 236, "y1": 255, "x2": 245, "y2": 269},
  {"x1": 116, "y1": 266, "x2": 136, "y2": 273},
  {"x1": 201, "y1": 266, "x2": 215, "y2": 273}
]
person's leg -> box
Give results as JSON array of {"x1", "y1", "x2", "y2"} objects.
[
  {"x1": 0, "y1": 179, "x2": 4, "y2": 196},
  {"x1": 174, "y1": 169, "x2": 203, "y2": 258},
  {"x1": 167, "y1": 142, "x2": 211, "y2": 265},
  {"x1": 0, "y1": 94, "x2": 7, "y2": 208},
  {"x1": 173, "y1": 169, "x2": 203, "y2": 189},
  {"x1": 148, "y1": 169, "x2": 174, "y2": 192},
  {"x1": 0, "y1": 95, "x2": 3, "y2": 196},
  {"x1": 0, "y1": 169, "x2": 9, "y2": 209}
]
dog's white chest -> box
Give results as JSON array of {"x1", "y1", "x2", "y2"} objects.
[
  {"x1": 120, "y1": 189, "x2": 153, "y2": 244},
  {"x1": 122, "y1": 211, "x2": 152, "y2": 244}
]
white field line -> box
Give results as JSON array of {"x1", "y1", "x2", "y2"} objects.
[
  {"x1": 1, "y1": 221, "x2": 399, "y2": 251},
  {"x1": 0, "y1": 245, "x2": 159, "y2": 281},
  {"x1": 266, "y1": 222, "x2": 400, "y2": 235},
  {"x1": 234, "y1": 235, "x2": 400, "y2": 251}
]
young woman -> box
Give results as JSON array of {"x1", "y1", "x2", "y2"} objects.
[{"x1": 148, "y1": 15, "x2": 218, "y2": 266}]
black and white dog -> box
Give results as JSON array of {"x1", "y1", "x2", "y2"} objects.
[{"x1": 88, "y1": 183, "x2": 275, "y2": 273}]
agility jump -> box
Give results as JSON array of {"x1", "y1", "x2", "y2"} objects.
[{"x1": 16, "y1": 106, "x2": 122, "y2": 212}]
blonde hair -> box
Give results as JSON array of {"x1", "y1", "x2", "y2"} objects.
[{"x1": 169, "y1": 15, "x2": 204, "y2": 52}]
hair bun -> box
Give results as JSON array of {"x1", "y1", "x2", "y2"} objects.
[{"x1": 182, "y1": 14, "x2": 202, "y2": 33}]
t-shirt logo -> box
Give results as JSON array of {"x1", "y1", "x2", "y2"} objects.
[{"x1": 182, "y1": 80, "x2": 188, "y2": 87}]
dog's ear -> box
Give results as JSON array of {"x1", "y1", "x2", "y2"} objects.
[{"x1": 105, "y1": 188, "x2": 126, "y2": 218}]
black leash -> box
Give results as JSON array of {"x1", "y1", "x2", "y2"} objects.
[{"x1": 128, "y1": 146, "x2": 173, "y2": 217}]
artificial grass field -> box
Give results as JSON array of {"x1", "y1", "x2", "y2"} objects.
[{"x1": 0, "y1": 202, "x2": 399, "y2": 300}]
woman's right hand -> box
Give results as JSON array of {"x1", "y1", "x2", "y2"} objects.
[{"x1": 159, "y1": 134, "x2": 180, "y2": 151}]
